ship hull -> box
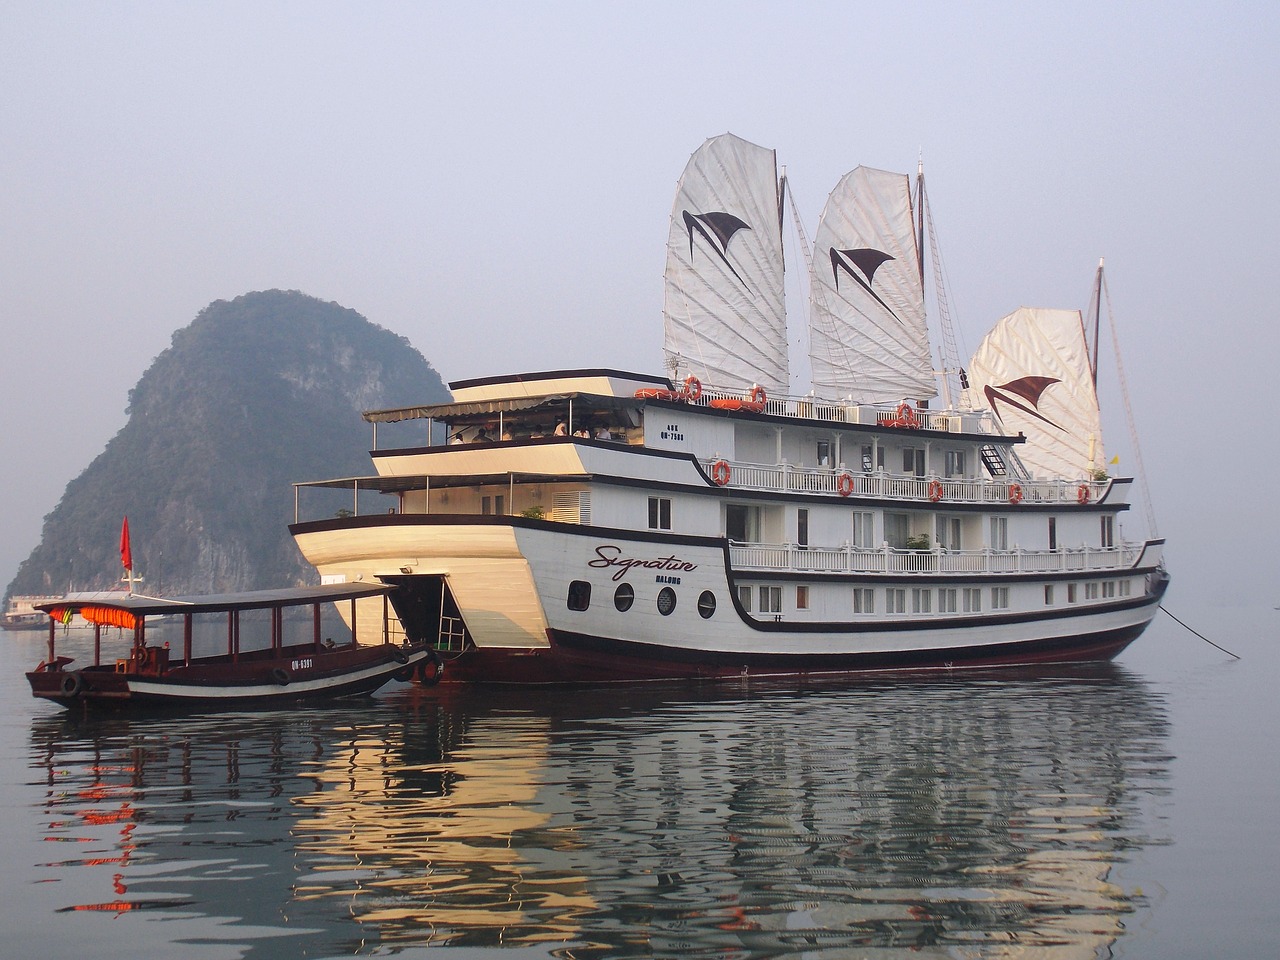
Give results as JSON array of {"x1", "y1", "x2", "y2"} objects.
[{"x1": 291, "y1": 515, "x2": 1168, "y2": 685}]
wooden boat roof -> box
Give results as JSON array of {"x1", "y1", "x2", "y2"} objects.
[{"x1": 34, "y1": 582, "x2": 395, "y2": 618}]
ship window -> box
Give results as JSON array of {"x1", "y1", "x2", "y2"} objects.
[
  {"x1": 1103, "y1": 581, "x2": 1117, "y2": 598},
  {"x1": 852, "y1": 512, "x2": 875, "y2": 549},
  {"x1": 885, "y1": 513, "x2": 910, "y2": 549},
  {"x1": 939, "y1": 588, "x2": 957, "y2": 613},
  {"x1": 936, "y1": 516, "x2": 961, "y2": 551},
  {"x1": 1086, "y1": 582, "x2": 1100, "y2": 600},
  {"x1": 1101, "y1": 515, "x2": 1115, "y2": 548},
  {"x1": 648, "y1": 496, "x2": 672, "y2": 530},
  {"x1": 903, "y1": 448, "x2": 925, "y2": 477},
  {"x1": 759, "y1": 586, "x2": 782, "y2": 614},
  {"x1": 1044, "y1": 584, "x2": 1055, "y2": 605},
  {"x1": 861, "y1": 444, "x2": 884, "y2": 473},
  {"x1": 738, "y1": 585, "x2": 752, "y2": 611},
  {"x1": 944, "y1": 450, "x2": 966, "y2": 477},
  {"x1": 614, "y1": 582, "x2": 634, "y2": 612},
  {"x1": 963, "y1": 588, "x2": 982, "y2": 613},
  {"x1": 886, "y1": 588, "x2": 906, "y2": 614},
  {"x1": 990, "y1": 517, "x2": 1008, "y2": 551},
  {"x1": 853, "y1": 588, "x2": 875, "y2": 614},
  {"x1": 656, "y1": 586, "x2": 677, "y2": 616},
  {"x1": 1068, "y1": 583, "x2": 1078, "y2": 603},
  {"x1": 567, "y1": 580, "x2": 591, "y2": 611},
  {"x1": 1120, "y1": 580, "x2": 1131, "y2": 597},
  {"x1": 912, "y1": 588, "x2": 932, "y2": 614},
  {"x1": 796, "y1": 585, "x2": 809, "y2": 610},
  {"x1": 697, "y1": 591, "x2": 716, "y2": 619},
  {"x1": 797, "y1": 509, "x2": 809, "y2": 549},
  {"x1": 991, "y1": 586, "x2": 1010, "y2": 610},
  {"x1": 1048, "y1": 517, "x2": 1058, "y2": 551}
]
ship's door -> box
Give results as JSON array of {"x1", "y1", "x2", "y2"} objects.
[{"x1": 380, "y1": 575, "x2": 472, "y2": 653}]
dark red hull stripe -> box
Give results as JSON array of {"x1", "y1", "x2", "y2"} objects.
[{"x1": 439, "y1": 616, "x2": 1154, "y2": 684}]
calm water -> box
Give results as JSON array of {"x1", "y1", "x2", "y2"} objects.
[{"x1": 1, "y1": 603, "x2": 1274, "y2": 959}]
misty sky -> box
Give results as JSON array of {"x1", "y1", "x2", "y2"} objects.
[{"x1": 2, "y1": 2, "x2": 1276, "y2": 604}]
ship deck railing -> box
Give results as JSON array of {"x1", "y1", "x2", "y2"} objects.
[
  {"x1": 687, "y1": 387, "x2": 994, "y2": 434},
  {"x1": 729, "y1": 541, "x2": 1142, "y2": 576},
  {"x1": 706, "y1": 459, "x2": 1108, "y2": 505}
]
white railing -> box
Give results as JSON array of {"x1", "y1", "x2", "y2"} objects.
[
  {"x1": 703, "y1": 458, "x2": 1108, "y2": 506},
  {"x1": 729, "y1": 542, "x2": 1141, "y2": 576},
  {"x1": 690, "y1": 386, "x2": 992, "y2": 434}
]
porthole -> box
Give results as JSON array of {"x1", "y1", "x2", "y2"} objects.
[
  {"x1": 567, "y1": 580, "x2": 591, "y2": 611},
  {"x1": 656, "y1": 586, "x2": 677, "y2": 616},
  {"x1": 614, "y1": 582, "x2": 635, "y2": 612},
  {"x1": 697, "y1": 590, "x2": 716, "y2": 619}
]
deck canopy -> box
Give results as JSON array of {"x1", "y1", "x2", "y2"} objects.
[{"x1": 363, "y1": 392, "x2": 639, "y2": 424}]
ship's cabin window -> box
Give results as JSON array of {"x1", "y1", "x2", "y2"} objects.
[
  {"x1": 990, "y1": 516, "x2": 1008, "y2": 551},
  {"x1": 656, "y1": 586, "x2": 677, "y2": 616},
  {"x1": 697, "y1": 591, "x2": 717, "y2": 619},
  {"x1": 1085, "y1": 582, "x2": 1100, "y2": 600},
  {"x1": 852, "y1": 511, "x2": 875, "y2": 549},
  {"x1": 648, "y1": 496, "x2": 672, "y2": 531},
  {"x1": 1048, "y1": 516, "x2": 1058, "y2": 551},
  {"x1": 939, "y1": 588, "x2": 957, "y2": 613},
  {"x1": 935, "y1": 516, "x2": 962, "y2": 551},
  {"x1": 861, "y1": 444, "x2": 883, "y2": 473},
  {"x1": 1101, "y1": 515, "x2": 1115, "y2": 548},
  {"x1": 853, "y1": 588, "x2": 874, "y2": 614},
  {"x1": 567, "y1": 580, "x2": 591, "y2": 611},
  {"x1": 796, "y1": 585, "x2": 809, "y2": 610},
  {"x1": 614, "y1": 583, "x2": 635, "y2": 612},
  {"x1": 903, "y1": 447, "x2": 925, "y2": 477},
  {"x1": 1044, "y1": 584, "x2": 1055, "y2": 605},
  {"x1": 912, "y1": 588, "x2": 932, "y2": 614},
  {"x1": 944, "y1": 450, "x2": 966, "y2": 478},
  {"x1": 816, "y1": 440, "x2": 831, "y2": 467},
  {"x1": 991, "y1": 586, "x2": 1010, "y2": 610},
  {"x1": 738, "y1": 585, "x2": 752, "y2": 611},
  {"x1": 1068, "y1": 583, "x2": 1078, "y2": 603},
  {"x1": 759, "y1": 586, "x2": 782, "y2": 614},
  {"x1": 963, "y1": 588, "x2": 982, "y2": 612},
  {"x1": 797, "y1": 508, "x2": 809, "y2": 549},
  {"x1": 886, "y1": 588, "x2": 907, "y2": 614},
  {"x1": 726, "y1": 504, "x2": 763, "y2": 543},
  {"x1": 885, "y1": 513, "x2": 911, "y2": 549},
  {"x1": 481, "y1": 495, "x2": 505, "y2": 516}
]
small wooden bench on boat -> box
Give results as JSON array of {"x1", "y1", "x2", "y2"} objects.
[{"x1": 27, "y1": 582, "x2": 434, "y2": 711}]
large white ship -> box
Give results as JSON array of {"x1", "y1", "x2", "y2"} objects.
[{"x1": 290, "y1": 134, "x2": 1167, "y2": 683}]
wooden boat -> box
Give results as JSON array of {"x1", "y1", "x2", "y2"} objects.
[{"x1": 26, "y1": 582, "x2": 435, "y2": 711}]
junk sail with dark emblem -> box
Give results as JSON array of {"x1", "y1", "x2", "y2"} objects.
[
  {"x1": 965, "y1": 306, "x2": 1105, "y2": 479},
  {"x1": 807, "y1": 166, "x2": 936, "y2": 404},
  {"x1": 661, "y1": 134, "x2": 788, "y2": 395}
]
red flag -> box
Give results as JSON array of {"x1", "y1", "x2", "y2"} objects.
[{"x1": 120, "y1": 517, "x2": 133, "y2": 572}]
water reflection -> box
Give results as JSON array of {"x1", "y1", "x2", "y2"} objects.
[{"x1": 27, "y1": 664, "x2": 1170, "y2": 957}]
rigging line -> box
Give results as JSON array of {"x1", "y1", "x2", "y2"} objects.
[
  {"x1": 1102, "y1": 269, "x2": 1159, "y2": 538},
  {"x1": 1159, "y1": 605, "x2": 1241, "y2": 659}
]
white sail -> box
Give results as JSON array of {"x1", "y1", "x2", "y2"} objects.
[
  {"x1": 808, "y1": 166, "x2": 935, "y2": 403},
  {"x1": 965, "y1": 307, "x2": 1104, "y2": 480},
  {"x1": 662, "y1": 134, "x2": 788, "y2": 394}
]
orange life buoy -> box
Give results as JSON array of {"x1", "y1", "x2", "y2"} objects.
[
  {"x1": 683, "y1": 375, "x2": 702, "y2": 401},
  {"x1": 836, "y1": 471, "x2": 854, "y2": 497},
  {"x1": 1077, "y1": 483, "x2": 1091, "y2": 504},
  {"x1": 1008, "y1": 483, "x2": 1024, "y2": 504},
  {"x1": 634, "y1": 387, "x2": 678, "y2": 400},
  {"x1": 927, "y1": 479, "x2": 944, "y2": 502},
  {"x1": 749, "y1": 385, "x2": 767, "y2": 408},
  {"x1": 710, "y1": 459, "x2": 731, "y2": 486},
  {"x1": 895, "y1": 402, "x2": 919, "y2": 428}
]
